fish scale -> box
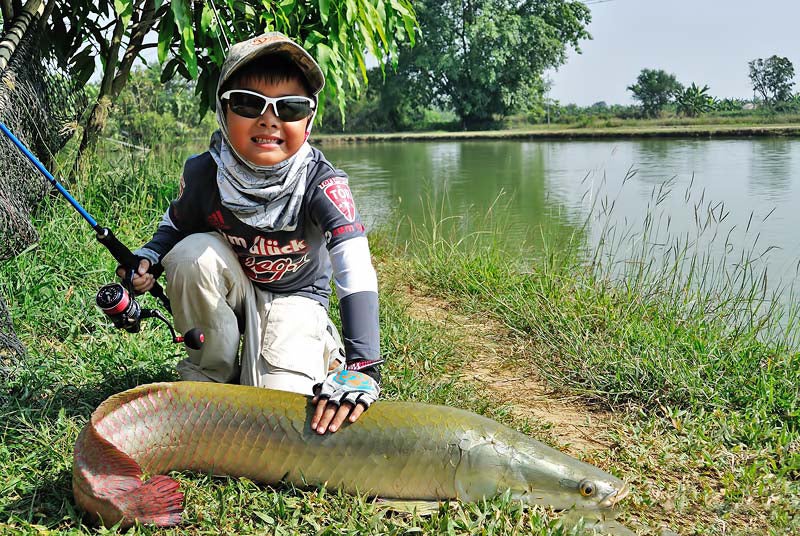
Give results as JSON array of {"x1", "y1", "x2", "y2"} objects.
[{"x1": 73, "y1": 381, "x2": 630, "y2": 529}]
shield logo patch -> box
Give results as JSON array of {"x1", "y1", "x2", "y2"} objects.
[{"x1": 322, "y1": 178, "x2": 355, "y2": 222}]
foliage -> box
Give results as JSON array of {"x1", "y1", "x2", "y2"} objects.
[
  {"x1": 715, "y1": 97, "x2": 747, "y2": 113},
  {"x1": 383, "y1": 0, "x2": 591, "y2": 129},
  {"x1": 627, "y1": 68, "x2": 683, "y2": 118},
  {"x1": 157, "y1": 0, "x2": 417, "y2": 122},
  {"x1": 318, "y1": 64, "x2": 434, "y2": 133},
  {"x1": 106, "y1": 64, "x2": 217, "y2": 146},
  {"x1": 31, "y1": 0, "x2": 416, "y2": 163},
  {"x1": 675, "y1": 83, "x2": 715, "y2": 117},
  {"x1": 748, "y1": 55, "x2": 796, "y2": 108}
]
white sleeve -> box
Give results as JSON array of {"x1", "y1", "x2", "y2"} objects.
[{"x1": 329, "y1": 236, "x2": 378, "y2": 298}]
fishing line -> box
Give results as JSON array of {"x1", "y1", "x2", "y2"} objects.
[{"x1": 207, "y1": 0, "x2": 231, "y2": 54}]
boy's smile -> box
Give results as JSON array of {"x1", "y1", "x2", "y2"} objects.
[{"x1": 225, "y1": 77, "x2": 311, "y2": 167}]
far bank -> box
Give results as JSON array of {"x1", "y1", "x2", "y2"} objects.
[{"x1": 315, "y1": 123, "x2": 800, "y2": 143}]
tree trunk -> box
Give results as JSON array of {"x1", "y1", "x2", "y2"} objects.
[
  {"x1": 74, "y1": 0, "x2": 159, "y2": 174},
  {"x1": 73, "y1": 16, "x2": 125, "y2": 174},
  {"x1": 0, "y1": 0, "x2": 43, "y2": 71}
]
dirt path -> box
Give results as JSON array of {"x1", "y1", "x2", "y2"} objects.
[{"x1": 401, "y1": 285, "x2": 619, "y2": 456}]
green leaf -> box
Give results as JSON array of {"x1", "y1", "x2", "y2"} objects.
[
  {"x1": 315, "y1": 42, "x2": 333, "y2": 70},
  {"x1": 113, "y1": 0, "x2": 133, "y2": 27},
  {"x1": 160, "y1": 57, "x2": 180, "y2": 83},
  {"x1": 200, "y1": 4, "x2": 213, "y2": 33},
  {"x1": 157, "y1": 7, "x2": 175, "y2": 64},
  {"x1": 172, "y1": 0, "x2": 198, "y2": 78},
  {"x1": 318, "y1": 0, "x2": 330, "y2": 24},
  {"x1": 71, "y1": 46, "x2": 96, "y2": 87},
  {"x1": 345, "y1": 0, "x2": 356, "y2": 23}
]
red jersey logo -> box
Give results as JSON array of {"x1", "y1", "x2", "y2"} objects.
[
  {"x1": 320, "y1": 177, "x2": 355, "y2": 222},
  {"x1": 207, "y1": 210, "x2": 227, "y2": 229}
]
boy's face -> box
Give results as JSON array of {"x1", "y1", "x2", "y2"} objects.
[{"x1": 225, "y1": 75, "x2": 311, "y2": 167}]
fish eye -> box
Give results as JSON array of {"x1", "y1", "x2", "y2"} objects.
[{"x1": 579, "y1": 479, "x2": 596, "y2": 497}]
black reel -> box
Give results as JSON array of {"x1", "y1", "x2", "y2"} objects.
[{"x1": 96, "y1": 283, "x2": 204, "y2": 350}]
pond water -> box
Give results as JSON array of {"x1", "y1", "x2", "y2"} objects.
[{"x1": 321, "y1": 137, "x2": 800, "y2": 302}]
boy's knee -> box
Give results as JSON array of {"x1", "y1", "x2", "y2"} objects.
[
  {"x1": 163, "y1": 233, "x2": 231, "y2": 267},
  {"x1": 163, "y1": 233, "x2": 240, "y2": 281}
]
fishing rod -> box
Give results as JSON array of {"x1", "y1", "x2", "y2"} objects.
[{"x1": 0, "y1": 121, "x2": 203, "y2": 349}]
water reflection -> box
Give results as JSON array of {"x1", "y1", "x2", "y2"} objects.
[
  {"x1": 749, "y1": 138, "x2": 793, "y2": 201},
  {"x1": 320, "y1": 137, "x2": 800, "y2": 301}
]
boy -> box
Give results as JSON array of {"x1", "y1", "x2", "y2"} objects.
[{"x1": 122, "y1": 33, "x2": 381, "y2": 435}]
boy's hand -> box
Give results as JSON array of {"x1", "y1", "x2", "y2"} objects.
[
  {"x1": 311, "y1": 369, "x2": 380, "y2": 434},
  {"x1": 116, "y1": 258, "x2": 154, "y2": 294},
  {"x1": 310, "y1": 397, "x2": 366, "y2": 434}
]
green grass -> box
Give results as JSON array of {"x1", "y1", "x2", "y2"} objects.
[{"x1": 405, "y1": 183, "x2": 800, "y2": 534}]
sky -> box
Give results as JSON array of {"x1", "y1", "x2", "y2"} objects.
[{"x1": 547, "y1": 0, "x2": 800, "y2": 106}]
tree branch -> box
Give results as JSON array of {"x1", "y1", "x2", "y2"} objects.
[
  {"x1": 37, "y1": 0, "x2": 56, "y2": 33},
  {"x1": 86, "y1": 21, "x2": 110, "y2": 58},
  {"x1": 112, "y1": 0, "x2": 158, "y2": 97}
]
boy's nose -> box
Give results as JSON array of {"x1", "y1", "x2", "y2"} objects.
[{"x1": 259, "y1": 104, "x2": 280, "y2": 125}]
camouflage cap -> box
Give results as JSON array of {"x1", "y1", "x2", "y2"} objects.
[{"x1": 217, "y1": 32, "x2": 325, "y2": 96}]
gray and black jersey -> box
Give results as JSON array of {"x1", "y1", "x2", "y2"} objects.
[{"x1": 140, "y1": 147, "x2": 380, "y2": 378}]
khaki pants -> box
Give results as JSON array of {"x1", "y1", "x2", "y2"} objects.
[{"x1": 162, "y1": 232, "x2": 342, "y2": 395}]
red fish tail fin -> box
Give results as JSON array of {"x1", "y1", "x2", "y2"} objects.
[{"x1": 115, "y1": 475, "x2": 184, "y2": 526}]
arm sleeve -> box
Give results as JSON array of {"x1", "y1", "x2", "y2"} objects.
[
  {"x1": 307, "y1": 170, "x2": 381, "y2": 382},
  {"x1": 329, "y1": 237, "x2": 381, "y2": 383}
]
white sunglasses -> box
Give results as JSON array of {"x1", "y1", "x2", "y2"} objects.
[{"x1": 220, "y1": 89, "x2": 316, "y2": 121}]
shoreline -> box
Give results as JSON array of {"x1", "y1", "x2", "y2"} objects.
[{"x1": 314, "y1": 123, "x2": 800, "y2": 143}]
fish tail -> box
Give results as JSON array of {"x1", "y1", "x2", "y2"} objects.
[
  {"x1": 114, "y1": 475, "x2": 184, "y2": 526},
  {"x1": 72, "y1": 397, "x2": 184, "y2": 528}
]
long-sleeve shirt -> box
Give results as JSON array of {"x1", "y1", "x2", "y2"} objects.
[{"x1": 139, "y1": 147, "x2": 380, "y2": 380}]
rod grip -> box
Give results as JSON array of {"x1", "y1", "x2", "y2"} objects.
[{"x1": 95, "y1": 226, "x2": 171, "y2": 313}]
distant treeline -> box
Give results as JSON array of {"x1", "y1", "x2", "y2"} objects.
[
  {"x1": 316, "y1": 55, "x2": 800, "y2": 133},
  {"x1": 101, "y1": 53, "x2": 800, "y2": 143}
]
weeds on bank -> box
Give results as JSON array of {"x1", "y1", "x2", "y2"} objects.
[{"x1": 407, "y1": 174, "x2": 800, "y2": 534}]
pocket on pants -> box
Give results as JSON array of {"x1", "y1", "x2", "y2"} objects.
[{"x1": 261, "y1": 295, "x2": 328, "y2": 382}]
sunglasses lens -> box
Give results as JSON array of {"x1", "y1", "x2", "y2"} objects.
[
  {"x1": 276, "y1": 98, "x2": 314, "y2": 121},
  {"x1": 228, "y1": 92, "x2": 266, "y2": 118}
]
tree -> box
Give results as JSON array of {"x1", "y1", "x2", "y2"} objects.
[
  {"x1": 385, "y1": 0, "x2": 591, "y2": 129},
  {"x1": 627, "y1": 69, "x2": 683, "y2": 118},
  {"x1": 749, "y1": 55, "x2": 795, "y2": 107},
  {"x1": 37, "y1": 0, "x2": 417, "y2": 168},
  {"x1": 675, "y1": 83, "x2": 714, "y2": 117},
  {"x1": 0, "y1": 0, "x2": 44, "y2": 71}
]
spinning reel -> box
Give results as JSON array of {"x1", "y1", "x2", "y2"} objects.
[{"x1": 96, "y1": 282, "x2": 204, "y2": 350}]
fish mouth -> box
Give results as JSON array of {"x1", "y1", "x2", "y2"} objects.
[{"x1": 599, "y1": 482, "x2": 631, "y2": 508}]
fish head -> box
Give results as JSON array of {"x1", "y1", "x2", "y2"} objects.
[
  {"x1": 455, "y1": 427, "x2": 630, "y2": 513},
  {"x1": 511, "y1": 452, "x2": 631, "y2": 511}
]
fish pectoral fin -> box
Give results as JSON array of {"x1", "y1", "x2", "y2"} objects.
[
  {"x1": 374, "y1": 498, "x2": 444, "y2": 516},
  {"x1": 559, "y1": 509, "x2": 636, "y2": 536}
]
